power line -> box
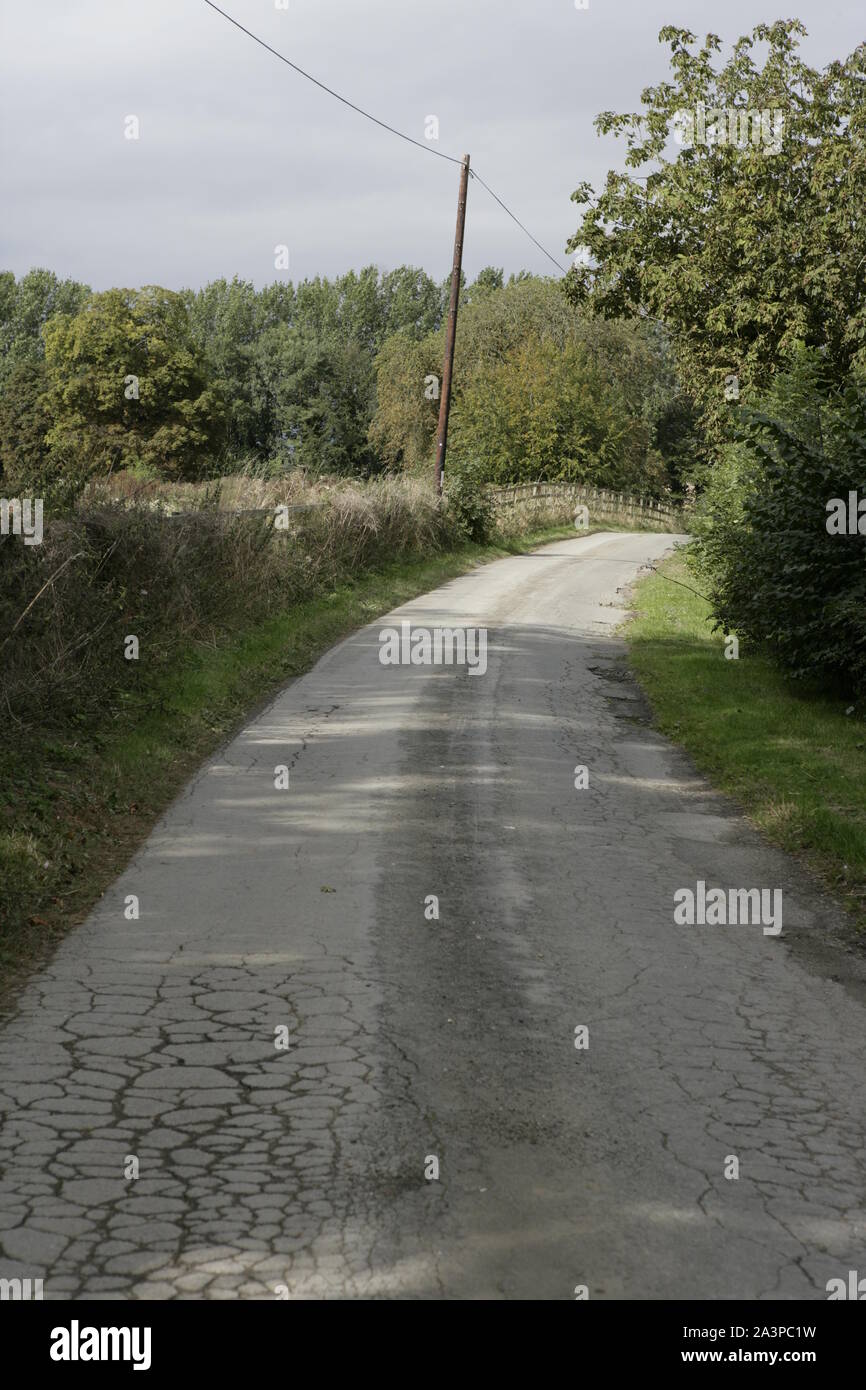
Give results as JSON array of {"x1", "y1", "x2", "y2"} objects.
[
  {"x1": 202, "y1": 0, "x2": 567, "y2": 276},
  {"x1": 202, "y1": 0, "x2": 463, "y2": 167},
  {"x1": 469, "y1": 170, "x2": 566, "y2": 274}
]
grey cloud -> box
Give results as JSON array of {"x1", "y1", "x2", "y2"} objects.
[{"x1": 0, "y1": 0, "x2": 862, "y2": 289}]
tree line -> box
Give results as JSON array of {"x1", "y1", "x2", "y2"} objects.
[{"x1": 0, "y1": 262, "x2": 694, "y2": 507}]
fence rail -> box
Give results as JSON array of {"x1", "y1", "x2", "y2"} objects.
[{"x1": 486, "y1": 481, "x2": 682, "y2": 528}]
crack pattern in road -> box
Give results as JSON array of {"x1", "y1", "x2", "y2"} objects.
[{"x1": 1, "y1": 533, "x2": 865, "y2": 1300}]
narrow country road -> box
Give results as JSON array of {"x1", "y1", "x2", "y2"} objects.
[{"x1": 2, "y1": 530, "x2": 865, "y2": 1300}]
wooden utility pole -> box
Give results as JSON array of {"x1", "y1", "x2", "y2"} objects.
[{"x1": 435, "y1": 153, "x2": 470, "y2": 496}]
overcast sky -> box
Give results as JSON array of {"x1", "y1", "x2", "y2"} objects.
[{"x1": 0, "y1": 0, "x2": 862, "y2": 292}]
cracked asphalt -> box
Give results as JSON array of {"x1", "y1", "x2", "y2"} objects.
[{"x1": 1, "y1": 530, "x2": 865, "y2": 1299}]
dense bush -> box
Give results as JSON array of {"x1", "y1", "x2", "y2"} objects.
[
  {"x1": 0, "y1": 479, "x2": 462, "y2": 735},
  {"x1": 443, "y1": 456, "x2": 496, "y2": 542},
  {"x1": 689, "y1": 354, "x2": 866, "y2": 687}
]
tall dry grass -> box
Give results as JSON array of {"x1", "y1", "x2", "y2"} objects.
[
  {"x1": 79, "y1": 468, "x2": 366, "y2": 515},
  {"x1": 1, "y1": 476, "x2": 460, "y2": 734}
]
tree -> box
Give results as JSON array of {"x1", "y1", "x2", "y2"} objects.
[
  {"x1": 254, "y1": 326, "x2": 378, "y2": 475},
  {"x1": 0, "y1": 268, "x2": 90, "y2": 389},
  {"x1": 44, "y1": 286, "x2": 227, "y2": 481},
  {"x1": 565, "y1": 22, "x2": 866, "y2": 428},
  {"x1": 368, "y1": 332, "x2": 441, "y2": 474},
  {"x1": 184, "y1": 276, "x2": 264, "y2": 454},
  {"x1": 466, "y1": 267, "x2": 504, "y2": 303},
  {"x1": 0, "y1": 360, "x2": 53, "y2": 490},
  {"x1": 379, "y1": 266, "x2": 442, "y2": 339}
]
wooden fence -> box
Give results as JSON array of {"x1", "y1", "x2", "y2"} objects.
[{"x1": 486, "y1": 481, "x2": 682, "y2": 530}]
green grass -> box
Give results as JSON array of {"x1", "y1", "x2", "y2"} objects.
[{"x1": 627, "y1": 549, "x2": 866, "y2": 932}]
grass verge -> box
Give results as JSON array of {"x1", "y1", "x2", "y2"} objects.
[{"x1": 627, "y1": 549, "x2": 866, "y2": 934}]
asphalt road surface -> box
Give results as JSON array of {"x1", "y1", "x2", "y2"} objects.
[{"x1": 2, "y1": 531, "x2": 865, "y2": 1300}]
